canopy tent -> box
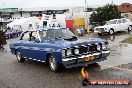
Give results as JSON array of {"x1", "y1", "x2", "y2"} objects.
[{"x1": 7, "y1": 17, "x2": 40, "y2": 31}]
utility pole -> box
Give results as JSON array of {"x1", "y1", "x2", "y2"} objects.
[
  {"x1": 3, "y1": 2, "x2": 4, "y2": 7},
  {"x1": 111, "y1": 0, "x2": 114, "y2": 5},
  {"x1": 85, "y1": 0, "x2": 88, "y2": 30}
]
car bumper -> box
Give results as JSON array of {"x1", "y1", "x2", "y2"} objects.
[
  {"x1": 94, "y1": 29, "x2": 108, "y2": 33},
  {"x1": 94, "y1": 30, "x2": 101, "y2": 33},
  {"x1": 62, "y1": 51, "x2": 110, "y2": 68}
]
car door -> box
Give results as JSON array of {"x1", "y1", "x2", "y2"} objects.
[
  {"x1": 27, "y1": 31, "x2": 41, "y2": 60},
  {"x1": 18, "y1": 31, "x2": 32, "y2": 58},
  {"x1": 116, "y1": 19, "x2": 123, "y2": 31},
  {"x1": 26, "y1": 31, "x2": 46, "y2": 62},
  {"x1": 109, "y1": 20, "x2": 118, "y2": 32},
  {"x1": 122, "y1": 19, "x2": 129, "y2": 30}
]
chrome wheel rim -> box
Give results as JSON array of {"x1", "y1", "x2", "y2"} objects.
[
  {"x1": 49, "y1": 57, "x2": 56, "y2": 71},
  {"x1": 16, "y1": 52, "x2": 21, "y2": 61},
  {"x1": 129, "y1": 26, "x2": 132, "y2": 31},
  {"x1": 110, "y1": 30, "x2": 113, "y2": 34}
]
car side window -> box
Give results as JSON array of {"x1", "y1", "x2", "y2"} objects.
[
  {"x1": 113, "y1": 20, "x2": 117, "y2": 24},
  {"x1": 110, "y1": 20, "x2": 117, "y2": 24},
  {"x1": 22, "y1": 32, "x2": 30, "y2": 41},
  {"x1": 117, "y1": 20, "x2": 122, "y2": 24},
  {"x1": 122, "y1": 19, "x2": 127, "y2": 23},
  {"x1": 30, "y1": 32, "x2": 38, "y2": 41}
]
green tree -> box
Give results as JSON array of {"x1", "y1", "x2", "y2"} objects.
[{"x1": 90, "y1": 4, "x2": 121, "y2": 25}]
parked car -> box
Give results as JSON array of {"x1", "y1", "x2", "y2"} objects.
[
  {"x1": 94, "y1": 18, "x2": 132, "y2": 35},
  {"x1": 10, "y1": 28, "x2": 110, "y2": 72},
  {"x1": 5, "y1": 29, "x2": 22, "y2": 38}
]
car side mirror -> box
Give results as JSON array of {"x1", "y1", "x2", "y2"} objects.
[{"x1": 35, "y1": 39, "x2": 40, "y2": 43}]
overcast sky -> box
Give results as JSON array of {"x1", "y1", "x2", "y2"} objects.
[{"x1": 0, "y1": 0, "x2": 132, "y2": 8}]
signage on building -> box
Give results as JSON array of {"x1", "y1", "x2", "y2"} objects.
[{"x1": 0, "y1": 8, "x2": 18, "y2": 12}]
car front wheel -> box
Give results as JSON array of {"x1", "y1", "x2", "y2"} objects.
[
  {"x1": 48, "y1": 56, "x2": 59, "y2": 72},
  {"x1": 109, "y1": 29, "x2": 114, "y2": 35},
  {"x1": 16, "y1": 51, "x2": 25, "y2": 62}
]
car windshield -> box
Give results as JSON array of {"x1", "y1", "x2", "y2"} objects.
[
  {"x1": 39, "y1": 28, "x2": 75, "y2": 40},
  {"x1": 106, "y1": 20, "x2": 117, "y2": 25}
]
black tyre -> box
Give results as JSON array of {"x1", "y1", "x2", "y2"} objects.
[
  {"x1": 0, "y1": 45, "x2": 2, "y2": 48},
  {"x1": 17, "y1": 33, "x2": 20, "y2": 37},
  {"x1": 109, "y1": 29, "x2": 114, "y2": 35},
  {"x1": 48, "y1": 55, "x2": 59, "y2": 72},
  {"x1": 16, "y1": 51, "x2": 25, "y2": 62},
  {"x1": 81, "y1": 78, "x2": 91, "y2": 86},
  {"x1": 128, "y1": 26, "x2": 132, "y2": 31},
  {"x1": 8, "y1": 35, "x2": 11, "y2": 39}
]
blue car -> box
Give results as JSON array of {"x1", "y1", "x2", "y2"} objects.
[{"x1": 10, "y1": 28, "x2": 110, "y2": 72}]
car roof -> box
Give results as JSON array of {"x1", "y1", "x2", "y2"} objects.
[
  {"x1": 109, "y1": 19, "x2": 119, "y2": 21},
  {"x1": 109, "y1": 18, "x2": 127, "y2": 21}
]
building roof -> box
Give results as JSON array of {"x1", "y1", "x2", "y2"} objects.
[
  {"x1": 21, "y1": 7, "x2": 71, "y2": 11},
  {"x1": 118, "y1": 3, "x2": 132, "y2": 13}
]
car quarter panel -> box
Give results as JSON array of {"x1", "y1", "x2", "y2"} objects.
[{"x1": 23, "y1": 42, "x2": 63, "y2": 63}]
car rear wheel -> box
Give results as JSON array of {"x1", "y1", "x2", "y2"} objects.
[
  {"x1": 8, "y1": 35, "x2": 11, "y2": 39},
  {"x1": 128, "y1": 26, "x2": 132, "y2": 31},
  {"x1": 109, "y1": 29, "x2": 114, "y2": 35},
  {"x1": 16, "y1": 33, "x2": 20, "y2": 37},
  {"x1": 16, "y1": 51, "x2": 25, "y2": 62},
  {"x1": 48, "y1": 56, "x2": 59, "y2": 72}
]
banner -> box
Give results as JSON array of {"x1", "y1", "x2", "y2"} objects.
[{"x1": 0, "y1": 8, "x2": 18, "y2": 12}]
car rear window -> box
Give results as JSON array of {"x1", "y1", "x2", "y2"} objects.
[{"x1": 106, "y1": 20, "x2": 117, "y2": 25}]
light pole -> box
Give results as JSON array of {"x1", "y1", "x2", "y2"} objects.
[
  {"x1": 85, "y1": 0, "x2": 88, "y2": 30},
  {"x1": 111, "y1": 0, "x2": 114, "y2": 5}
]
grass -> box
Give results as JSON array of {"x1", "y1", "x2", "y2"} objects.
[{"x1": 122, "y1": 36, "x2": 132, "y2": 44}]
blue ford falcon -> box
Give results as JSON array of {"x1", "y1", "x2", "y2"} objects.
[{"x1": 10, "y1": 28, "x2": 110, "y2": 72}]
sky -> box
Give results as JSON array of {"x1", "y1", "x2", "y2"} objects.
[{"x1": 0, "y1": 0, "x2": 132, "y2": 8}]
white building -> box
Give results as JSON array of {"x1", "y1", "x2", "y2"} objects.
[
  {"x1": 0, "y1": 6, "x2": 98, "y2": 28},
  {"x1": 7, "y1": 17, "x2": 40, "y2": 31}
]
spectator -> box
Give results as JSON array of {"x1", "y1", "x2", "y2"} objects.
[
  {"x1": 0, "y1": 30, "x2": 7, "y2": 49},
  {"x1": 77, "y1": 26, "x2": 83, "y2": 36}
]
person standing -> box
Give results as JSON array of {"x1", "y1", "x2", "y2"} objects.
[
  {"x1": 77, "y1": 26, "x2": 83, "y2": 36},
  {"x1": 0, "y1": 30, "x2": 7, "y2": 49}
]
